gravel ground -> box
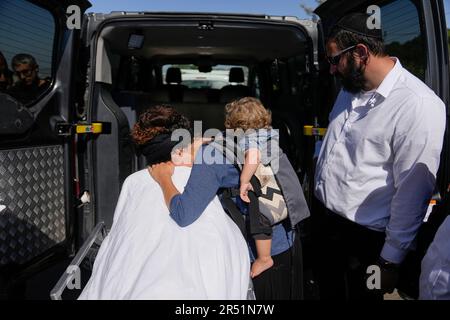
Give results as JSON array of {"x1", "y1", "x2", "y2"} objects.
[{"x1": 384, "y1": 290, "x2": 404, "y2": 300}]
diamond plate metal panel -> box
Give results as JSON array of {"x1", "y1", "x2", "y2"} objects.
[{"x1": 0, "y1": 146, "x2": 66, "y2": 266}]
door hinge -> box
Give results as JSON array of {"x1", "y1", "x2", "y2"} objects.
[{"x1": 56, "y1": 122, "x2": 73, "y2": 137}]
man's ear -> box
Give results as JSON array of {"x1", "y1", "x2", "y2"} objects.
[{"x1": 356, "y1": 45, "x2": 369, "y2": 62}]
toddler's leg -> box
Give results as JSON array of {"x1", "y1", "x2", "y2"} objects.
[{"x1": 251, "y1": 239, "x2": 274, "y2": 278}]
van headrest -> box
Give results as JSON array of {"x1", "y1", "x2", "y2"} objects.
[
  {"x1": 166, "y1": 67, "x2": 182, "y2": 84},
  {"x1": 229, "y1": 67, "x2": 245, "y2": 83}
]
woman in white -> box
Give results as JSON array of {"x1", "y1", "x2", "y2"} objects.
[{"x1": 79, "y1": 106, "x2": 250, "y2": 300}]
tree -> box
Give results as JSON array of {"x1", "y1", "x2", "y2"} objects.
[
  {"x1": 448, "y1": 29, "x2": 450, "y2": 55},
  {"x1": 385, "y1": 36, "x2": 426, "y2": 80},
  {"x1": 300, "y1": 0, "x2": 327, "y2": 17}
]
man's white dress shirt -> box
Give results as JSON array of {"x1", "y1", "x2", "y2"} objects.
[{"x1": 314, "y1": 58, "x2": 446, "y2": 264}]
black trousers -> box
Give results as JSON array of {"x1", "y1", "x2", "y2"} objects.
[
  {"x1": 253, "y1": 229, "x2": 304, "y2": 300},
  {"x1": 315, "y1": 210, "x2": 385, "y2": 300}
]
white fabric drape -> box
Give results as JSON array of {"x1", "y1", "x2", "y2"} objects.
[{"x1": 79, "y1": 167, "x2": 250, "y2": 300}]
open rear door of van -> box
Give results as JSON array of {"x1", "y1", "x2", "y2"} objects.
[
  {"x1": 314, "y1": 0, "x2": 449, "y2": 299},
  {"x1": 0, "y1": 0, "x2": 91, "y2": 299}
]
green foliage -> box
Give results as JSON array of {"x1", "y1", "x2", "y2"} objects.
[
  {"x1": 385, "y1": 36, "x2": 426, "y2": 80},
  {"x1": 447, "y1": 29, "x2": 450, "y2": 54}
]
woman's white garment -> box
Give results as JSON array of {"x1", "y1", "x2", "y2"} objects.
[{"x1": 78, "y1": 167, "x2": 250, "y2": 300}]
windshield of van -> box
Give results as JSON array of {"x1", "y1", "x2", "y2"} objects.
[{"x1": 162, "y1": 64, "x2": 249, "y2": 90}]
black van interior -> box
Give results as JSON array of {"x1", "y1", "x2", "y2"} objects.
[{"x1": 86, "y1": 17, "x2": 324, "y2": 232}]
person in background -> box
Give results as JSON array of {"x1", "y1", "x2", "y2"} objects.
[
  {"x1": 8, "y1": 53, "x2": 50, "y2": 104},
  {"x1": 419, "y1": 213, "x2": 450, "y2": 300},
  {"x1": 314, "y1": 12, "x2": 446, "y2": 300},
  {"x1": 0, "y1": 51, "x2": 12, "y2": 93}
]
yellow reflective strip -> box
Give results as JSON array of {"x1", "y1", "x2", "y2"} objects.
[
  {"x1": 76, "y1": 123, "x2": 103, "y2": 134},
  {"x1": 304, "y1": 125, "x2": 327, "y2": 137}
]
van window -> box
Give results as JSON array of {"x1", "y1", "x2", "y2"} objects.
[
  {"x1": 0, "y1": 0, "x2": 55, "y2": 105},
  {"x1": 446, "y1": 1, "x2": 450, "y2": 58},
  {"x1": 287, "y1": 55, "x2": 307, "y2": 96},
  {"x1": 381, "y1": 0, "x2": 426, "y2": 80},
  {"x1": 162, "y1": 64, "x2": 249, "y2": 89}
]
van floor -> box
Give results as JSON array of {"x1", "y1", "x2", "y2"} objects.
[
  {"x1": 25, "y1": 259, "x2": 86, "y2": 300},
  {"x1": 3, "y1": 259, "x2": 92, "y2": 300}
]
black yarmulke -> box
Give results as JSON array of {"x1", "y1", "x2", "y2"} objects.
[{"x1": 333, "y1": 12, "x2": 383, "y2": 40}]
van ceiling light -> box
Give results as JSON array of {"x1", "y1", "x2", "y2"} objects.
[{"x1": 128, "y1": 33, "x2": 144, "y2": 50}]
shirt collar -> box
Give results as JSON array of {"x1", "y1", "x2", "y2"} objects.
[{"x1": 375, "y1": 57, "x2": 403, "y2": 98}]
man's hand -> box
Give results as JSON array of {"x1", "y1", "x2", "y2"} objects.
[
  {"x1": 149, "y1": 162, "x2": 175, "y2": 185},
  {"x1": 377, "y1": 257, "x2": 400, "y2": 294}
]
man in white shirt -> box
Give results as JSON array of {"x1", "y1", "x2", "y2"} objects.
[{"x1": 314, "y1": 12, "x2": 446, "y2": 300}]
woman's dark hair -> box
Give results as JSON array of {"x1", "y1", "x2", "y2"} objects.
[{"x1": 131, "y1": 105, "x2": 191, "y2": 145}]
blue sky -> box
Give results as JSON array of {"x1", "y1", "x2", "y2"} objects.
[
  {"x1": 88, "y1": 0, "x2": 319, "y2": 19},
  {"x1": 446, "y1": 0, "x2": 450, "y2": 28},
  {"x1": 88, "y1": 0, "x2": 450, "y2": 27}
]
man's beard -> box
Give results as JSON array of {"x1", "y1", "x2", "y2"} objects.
[{"x1": 337, "y1": 56, "x2": 367, "y2": 94}]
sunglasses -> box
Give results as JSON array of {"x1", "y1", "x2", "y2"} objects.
[
  {"x1": 15, "y1": 68, "x2": 35, "y2": 77},
  {"x1": 327, "y1": 45, "x2": 357, "y2": 66}
]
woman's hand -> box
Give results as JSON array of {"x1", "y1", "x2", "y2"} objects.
[{"x1": 149, "y1": 162, "x2": 175, "y2": 184}]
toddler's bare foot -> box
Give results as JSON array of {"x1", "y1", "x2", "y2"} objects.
[{"x1": 250, "y1": 257, "x2": 274, "y2": 278}]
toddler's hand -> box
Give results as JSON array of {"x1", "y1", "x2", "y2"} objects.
[{"x1": 240, "y1": 182, "x2": 253, "y2": 203}]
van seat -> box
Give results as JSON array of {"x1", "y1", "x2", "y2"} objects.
[
  {"x1": 219, "y1": 67, "x2": 251, "y2": 103},
  {"x1": 149, "y1": 88, "x2": 170, "y2": 102},
  {"x1": 112, "y1": 90, "x2": 225, "y2": 132},
  {"x1": 183, "y1": 89, "x2": 209, "y2": 103},
  {"x1": 170, "y1": 102, "x2": 225, "y2": 132}
]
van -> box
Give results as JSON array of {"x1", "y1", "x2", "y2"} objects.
[{"x1": 0, "y1": 0, "x2": 448, "y2": 300}]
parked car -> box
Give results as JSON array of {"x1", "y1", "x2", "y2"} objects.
[{"x1": 0, "y1": 0, "x2": 448, "y2": 300}]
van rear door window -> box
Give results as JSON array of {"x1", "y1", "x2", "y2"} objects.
[
  {"x1": 162, "y1": 64, "x2": 249, "y2": 90},
  {"x1": 0, "y1": 0, "x2": 55, "y2": 106},
  {"x1": 381, "y1": 0, "x2": 426, "y2": 80}
]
